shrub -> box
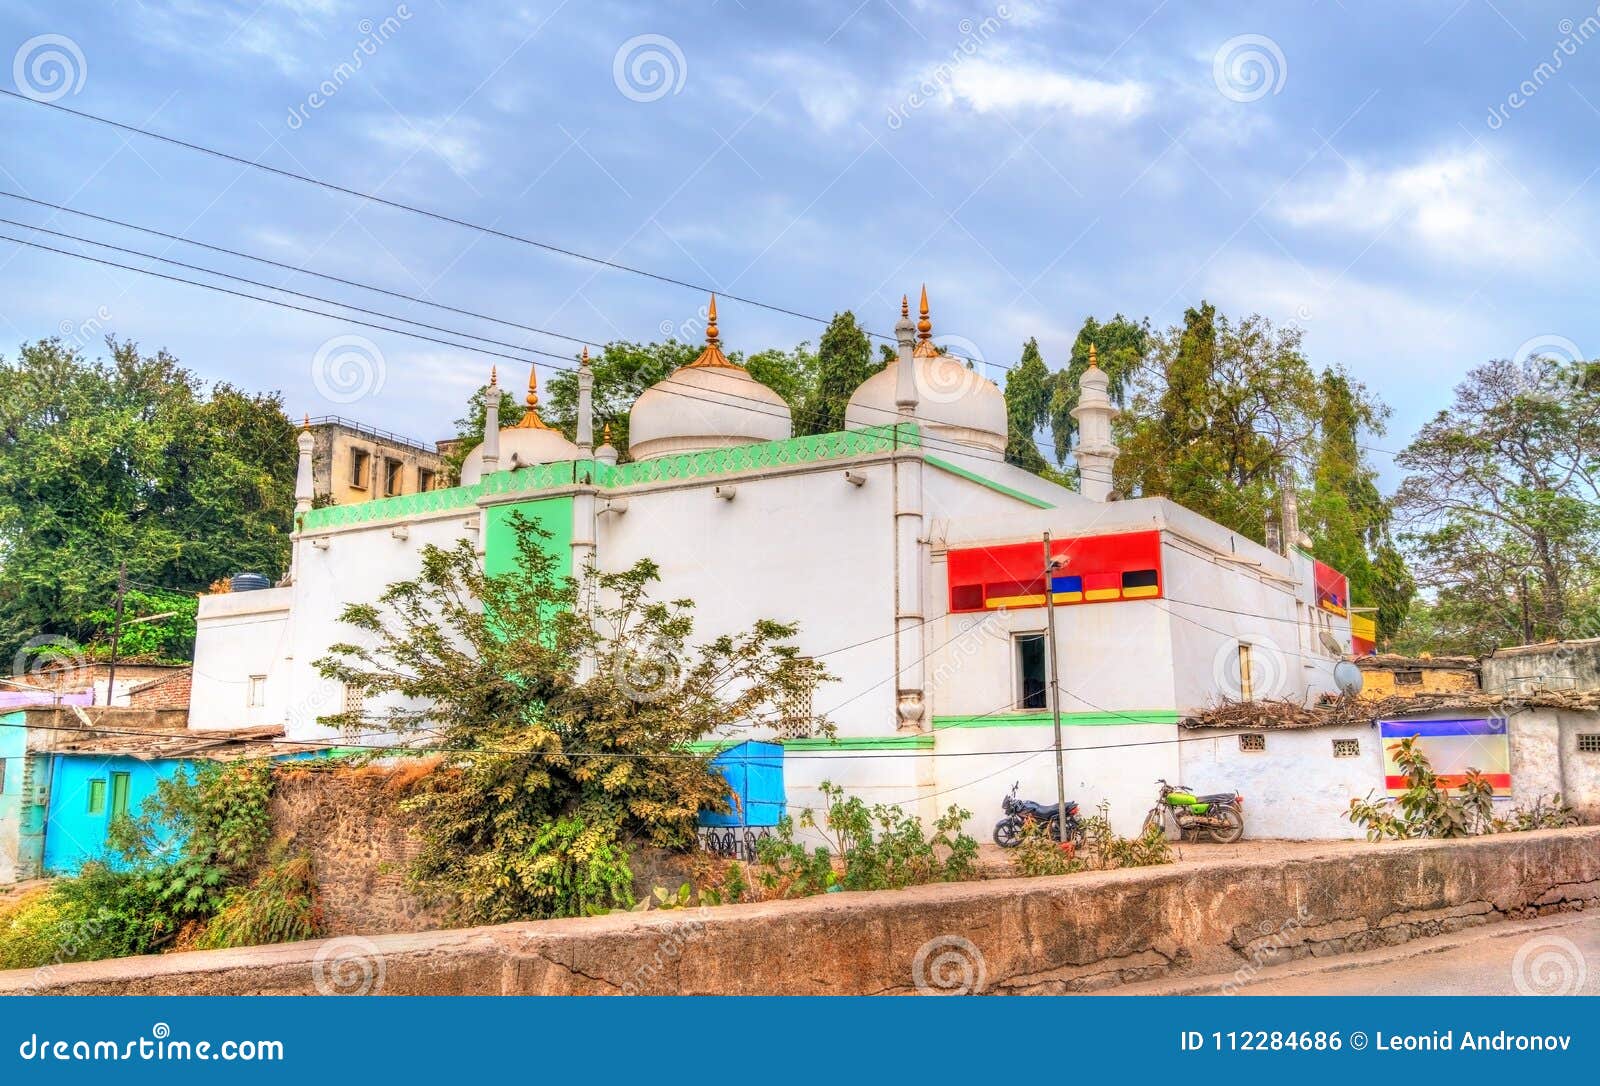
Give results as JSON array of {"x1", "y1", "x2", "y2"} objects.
[
  {"x1": 194, "y1": 848, "x2": 323, "y2": 950},
  {"x1": 1347, "y1": 737, "x2": 1574, "y2": 839}
]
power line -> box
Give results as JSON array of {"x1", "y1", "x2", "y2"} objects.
[
  {"x1": 0, "y1": 229, "x2": 1072, "y2": 464},
  {"x1": 0, "y1": 90, "x2": 876, "y2": 338},
  {"x1": 0, "y1": 189, "x2": 601, "y2": 350}
]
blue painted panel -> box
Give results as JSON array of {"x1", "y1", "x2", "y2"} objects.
[
  {"x1": 699, "y1": 741, "x2": 785, "y2": 828},
  {"x1": 42, "y1": 755, "x2": 189, "y2": 875}
]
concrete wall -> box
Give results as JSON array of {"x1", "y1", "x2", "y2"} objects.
[
  {"x1": 7, "y1": 827, "x2": 1596, "y2": 995},
  {"x1": 1179, "y1": 724, "x2": 1377, "y2": 839},
  {"x1": 1483, "y1": 639, "x2": 1600, "y2": 694}
]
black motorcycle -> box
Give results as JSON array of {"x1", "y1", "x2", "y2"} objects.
[{"x1": 994, "y1": 781, "x2": 1084, "y2": 848}]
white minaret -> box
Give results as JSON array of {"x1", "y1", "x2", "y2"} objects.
[
  {"x1": 894, "y1": 292, "x2": 918, "y2": 416},
  {"x1": 294, "y1": 415, "x2": 315, "y2": 514},
  {"x1": 576, "y1": 346, "x2": 594, "y2": 454},
  {"x1": 1070, "y1": 345, "x2": 1119, "y2": 502},
  {"x1": 893, "y1": 290, "x2": 927, "y2": 732},
  {"x1": 481, "y1": 367, "x2": 501, "y2": 473}
]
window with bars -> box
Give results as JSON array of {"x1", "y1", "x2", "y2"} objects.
[
  {"x1": 1578, "y1": 734, "x2": 1600, "y2": 754},
  {"x1": 775, "y1": 665, "x2": 815, "y2": 738},
  {"x1": 1238, "y1": 733, "x2": 1266, "y2": 752},
  {"x1": 1333, "y1": 738, "x2": 1361, "y2": 758},
  {"x1": 1394, "y1": 670, "x2": 1423, "y2": 686}
]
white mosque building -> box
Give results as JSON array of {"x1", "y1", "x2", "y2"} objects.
[{"x1": 189, "y1": 291, "x2": 1356, "y2": 835}]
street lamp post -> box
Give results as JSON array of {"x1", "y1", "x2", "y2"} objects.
[{"x1": 1042, "y1": 532, "x2": 1068, "y2": 841}]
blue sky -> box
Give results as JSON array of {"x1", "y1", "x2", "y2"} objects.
[{"x1": 1, "y1": 0, "x2": 1597, "y2": 485}]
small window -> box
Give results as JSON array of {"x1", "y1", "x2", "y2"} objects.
[
  {"x1": 86, "y1": 778, "x2": 107, "y2": 815},
  {"x1": 1578, "y1": 734, "x2": 1600, "y2": 754},
  {"x1": 383, "y1": 458, "x2": 403, "y2": 496},
  {"x1": 775, "y1": 660, "x2": 815, "y2": 738},
  {"x1": 1239, "y1": 733, "x2": 1266, "y2": 752},
  {"x1": 1237, "y1": 643, "x2": 1254, "y2": 701},
  {"x1": 110, "y1": 772, "x2": 131, "y2": 820},
  {"x1": 342, "y1": 683, "x2": 365, "y2": 720},
  {"x1": 1015, "y1": 633, "x2": 1048, "y2": 711},
  {"x1": 1333, "y1": 738, "x2": 1361, "y2": 758},
  {"x1": 1395, "y1": 670, "x2": 1423, "y2": 686},
  {"x1": 349, "y1": 448, "x2": 371, "y2": 488},
  {"x1": 248, "y1": 675, "x2": 267, "y2": 708},
  {"x1": 418, "y1": 468, "x2": 436, "y2": 492}
]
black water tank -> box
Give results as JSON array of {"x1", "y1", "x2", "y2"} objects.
[{"x1": 230, "y1": 572, "x2": 271, "y2": 592}]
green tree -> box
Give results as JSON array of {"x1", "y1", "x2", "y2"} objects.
[
  {"x1": 1304, "y1": 368, "x2": 1413, "y2": 642},
  {"x1": 802, "y1": 312, "x2": 880, "y2": 435},
  {"x1": 1115, "y1": 305, "x2": 1318, "y2": 542},
  {"x1": 316, "y1": 514, "x2": 832, "y2": 922},
  {"x1": 0, "y1": 338, "x2": 295, "y2": 663},
  {"x1": 1393, "y1": 356, "x2": 1600, "y2": 652},
  {"x1": 1003, "y1": 338, "x2": 1051, "y2": 472}
]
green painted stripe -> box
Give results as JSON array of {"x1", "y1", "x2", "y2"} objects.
[
  {"x1": 933, "y1": 710, "x2": 1180, "y2": 729},
  {"x1": 685, "y1": 734, "x2": 935, "y2": 753},
  {"x1": 923, "y1": 455, "x2": 1054, "y2": 509}
]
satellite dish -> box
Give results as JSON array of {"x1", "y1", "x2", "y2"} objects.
[
  {"x1": 1333, "y1": 660, "x2": 1364, "y2": 697},
  {"x1": 1319, "y1": 629, "x2": 1344, "y2": 657}
]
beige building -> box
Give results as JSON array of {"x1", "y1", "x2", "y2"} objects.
[
  {"x1": 306, "y1": 417, "x2": 446, "y2": 506},
  {"x1": 1355, "y1": 653, "x2": 1481, "y2": 699}
]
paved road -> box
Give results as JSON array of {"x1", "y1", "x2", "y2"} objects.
[{"x1": 1225, "y1": 913, "x2": 1600, "y2": 996}]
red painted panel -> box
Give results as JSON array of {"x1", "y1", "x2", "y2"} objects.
[{"x1": 947, "y1": 530, "x2": 1162, "y2": 612}]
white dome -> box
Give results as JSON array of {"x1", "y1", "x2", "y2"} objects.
[
  {"x1": 845, "y1": 355, "x2": 1006, "y2": 454},
  {"x1": 458, "y1": 426, "x2": 581, "y2": 485},
  {"x1": 628, "y1": 298, "x2": 791, "y2": 460},
  {"x1": 458, "y1": 365, "x2": 581, "y2": 485}
]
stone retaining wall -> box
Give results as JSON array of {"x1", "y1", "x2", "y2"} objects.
[{"x1": 4, "y1": 826, "x2": 1596, "y2": 995}]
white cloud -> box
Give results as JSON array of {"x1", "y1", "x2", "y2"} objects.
[
  {"x1": 940, "y1": 58, "x2": 1149, "y2": 121},
  {"x1": 1273, "y1": 148, "x2": 1571, "y2": 267},
  {"x1": 368, "y1": 117, "x2": 486, "y2": 176}
]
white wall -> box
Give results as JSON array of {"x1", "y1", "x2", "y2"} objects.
[
  {"x1": 190, "y1": 588, "x2": 292, "y2": 731},
  {"x1": 1179, "y1": 725, "x2": 1378, "y2": 839}
]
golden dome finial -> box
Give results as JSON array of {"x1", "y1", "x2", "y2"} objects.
[
  {"x1": 1088, "y1": 343, "x2": 1100, "y2": 369},
  {"x1": 580, "y1": 345, "x2": 590, "y2": 366},
  {"x1": 913, "y1": 284, "x2": 937, "y2": 357},
  {"x1": 901, "y1": 294, "x2": 910, "y2": 319},
  {"x1": 301, "y1": 413, "x2": 310, "y2": 431},
  {"x1": 510, "y1": 364, "x2": 554, "y2": 430},
  {"x1": 602, "y1": 422, "x2": 613, "y2": 445},
  {"x1": 490, "y1": 365, "x2": 497, "y2": 385},
  {"x1": 685, "y1": 293, "x2": 741, "y2": 369}
]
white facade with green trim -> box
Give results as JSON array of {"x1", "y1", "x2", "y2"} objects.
[{"x1": 193, "y1": 305, "x2": 1354, "y2": 837}]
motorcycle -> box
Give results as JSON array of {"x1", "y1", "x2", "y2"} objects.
[
  {"x1": 1142, "y1": 779, "x2": 1245, "y2": 843},
  {"x1": 993, "y1": 781, "x2": 1085, "y2": 849}
]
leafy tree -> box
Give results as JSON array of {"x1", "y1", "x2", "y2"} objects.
[
  {"x1": 83, "y1": 588, "x2": 198, "y2": 663},
  {"x1": 1003, "y1": 338, "x2": 1052, "y2": 472},
  {"x1": 0, "y1": 338, "x2": 295, "y2": 663},
  {"x1": 1393, "y1": 356, "x2": 1600, "y2": 651},
  {"x1": 744, "y1": 343, "x2": 819, "y2": 422},
  {"x1": 1115, "y1": 305, "x2": 1321, "y2": 542},
  {"x1": 801, "y1": 312, "x2": 880, "y2": 435},
  {"x1": 1050, "y1": 314, "x2": 1150, "y2": 464},
  {"x1": 316, "y1": 514, "x2": 831, "y2": 922},
  {"x1": 1304, "y1": 368, "x2": 1413, "y2": 642}
]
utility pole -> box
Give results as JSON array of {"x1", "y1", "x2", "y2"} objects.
[
  {"x1": 1042, "y1": 533, "x2": 1068, "y2": 840},
  {"x1": 103, "y1": 562, "x2": 127, "y2": 707}
]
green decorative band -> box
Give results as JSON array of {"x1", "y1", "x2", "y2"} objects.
[
  {"x1": 684, "y1": 733, "x2": 935, "y2": 754},
  {"x1": 299, "y1": 425, "x2": 923, "y2": 532},
  {"x1": 933, "y1": 710, "x2": 1180, "y2": 729},
  {"x1": 924, "y1": 455, "x2": 1054, "y2": 509}
]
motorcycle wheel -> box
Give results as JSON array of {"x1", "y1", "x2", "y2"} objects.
[
  {"x1": 1209, "y1": 807, "x2": 1245, "y2": 843},
  {"x1": 993, "y1": 817, "x2": 1023, "y2": 848},
  {"x1": 1141, "y1": 810, "x2": 1164, "y2": 837}
]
